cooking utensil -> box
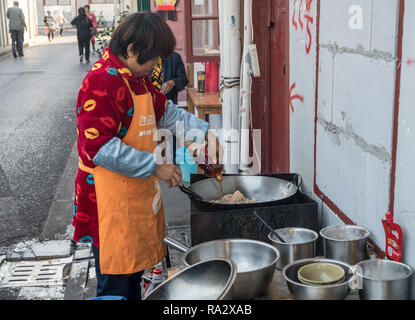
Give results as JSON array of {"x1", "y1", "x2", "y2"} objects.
[
  {"x1": 320, "y1": 225, "x2": 370, "y2": 265},
  {"x1": 283, "y1": 258, "x2": 352, "y2": 300},
  {"x1": 253, "y1": 210, "x2": 286, "y2": 243},
  {"x1": 268, "y1": 227, "x2": 318, "y2": 270},
  {"x1": 178, "y1": 184, "x2": 203, "y2": 201},
  {"x1": 163, "y1": 236, "x2": 280, "y2": 300},
  {"x1": 297, "y1": 262, "x2": 345, "y2": 286},
  {"x1": 144, "y1": 258, "x2": 237, "y2": 300},
  {"x1": 179, "y1": 175, "x2": 299, "y2": 211},
  {"x1": 354, "y1": 259, "x2": 412, "y2": 300}
]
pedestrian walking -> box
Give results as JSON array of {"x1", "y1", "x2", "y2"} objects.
[
  {"x1": 44, "y1": 11, "x2": 56, "y2": 42},
  {"x1": 6, "y1": 1, "x2": 25, "y2": 58},
  {"x1": 84, "y1": 5, "x2": 98, "y2": 51},
  {"x1": 71, "y1": 7, "x2": 93, "y2": 64},
  {"x1": 72, "y1": 12, "x2": 219, "y2": 300},
  {"x1": 55, "y1": 9, "x2": 68, "y2": 38}
]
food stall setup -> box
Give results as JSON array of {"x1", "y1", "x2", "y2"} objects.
[{"x1": 141, "y1": 171, "x2": 413, "y2": 301}]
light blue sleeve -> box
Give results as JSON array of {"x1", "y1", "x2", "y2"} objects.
[
  {"x1": 93, "y1": 137, "x2": 157, "y2": 178},
  {"x1": 157, "y1": 100, "x2": 210, "y2": 140}
]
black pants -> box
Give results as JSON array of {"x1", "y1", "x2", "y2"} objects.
[
  {"x1": 10, "y1": 30, "x2": 23, "y2": 57},
  {"x1": 92, "y1": 245, "x2": 144, "y2": 300},
  {"x1": 47, "y1": 30, "x2": 54, "y2": 41},
  {"x1": 77, "y1": 36, "x2": 90, "y2": 61}
]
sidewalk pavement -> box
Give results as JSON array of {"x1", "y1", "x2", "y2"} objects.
[
  {"x1": 0, "y1": 34, "x2": 78, "y2": 59},
  {"x1": 0, "y1": 140, "x2": 191, "y2": 300}
]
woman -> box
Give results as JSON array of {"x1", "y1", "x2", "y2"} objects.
[
  {"x1": 73, "y1": 12, "x2": 221, "y2": 300},
  {"x1": 84, "y1": 5, "x2": 98, "y2": 51},
  {"x1": 44, "y1": 11, "x2": 55, "y2": 42},
  {"x1": 71, "y1": 7, "x2": 93, "y2": 64},
  {"x1": 55, "y1": 9, "x2": 68, "y2": 37}
]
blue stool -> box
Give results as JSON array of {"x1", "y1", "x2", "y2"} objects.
[
  {"x1": 89, "y1": 296, "x2": 127, "y2": 300},
  {"x1": 175, "y1": 147, "x2": 197, "y2": 184}
]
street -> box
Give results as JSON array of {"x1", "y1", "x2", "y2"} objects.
[{"x1": 0, "y1": 37, "x2": 93, "y2": 247}]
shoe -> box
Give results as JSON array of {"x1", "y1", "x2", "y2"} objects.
[
  {"x1": 80, "y1": 55, "x2": 83, "y2": 63},
  {"x1": 13, "y1": 54, "x2": 17, "y2": 58},
  {"x1": 19, "y1": 54, "x2": 24, "y2": 57},
  {"x1": 86, "y1": 60, "x2": 90, "y2": 64}
]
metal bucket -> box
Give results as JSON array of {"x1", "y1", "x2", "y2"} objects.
[
  {"x1": 268, "y1": 228, "x2": 318, "y2": 270},
  {"x1": 354, "y1": 259, "x2": 413, "y2": 300},
  {"x1": 320, "y1": 225, "x2": 370, "y2": 265}
]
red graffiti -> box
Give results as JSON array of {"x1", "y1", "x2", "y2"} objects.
[
  {"x1": 407, "y1": 59, "x2": 415, "y2": 65},
  {"x1": 292, "y1": 0, "x2": 314, "y2": 54},
  {"x1": 292, "y1": 0, "x2": 298, "y2": 30},
  {"x1": 289, "y1": 83, "x2": 304, "y2": 112}
]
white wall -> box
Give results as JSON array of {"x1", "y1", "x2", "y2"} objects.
[
  {"x1": 289, "y1": 0, "x2": 414, "y2": 299},
  {"x1": 394, "y1": 0, "x2": 415, "y2": 300}
]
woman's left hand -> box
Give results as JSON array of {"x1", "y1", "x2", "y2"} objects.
[{"x1": 161, "y1": 80, "x2": 176, "y2": 95}]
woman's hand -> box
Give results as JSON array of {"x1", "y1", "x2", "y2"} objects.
[
  {"x1": 155, "y1": 164, "x2": 182, "y2": 188},
  {"x1": 161, "y1": 80, "x2": 176, "y2": 95}
]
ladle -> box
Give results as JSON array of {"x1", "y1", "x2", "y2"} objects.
[{"x1": 253, "y1": 210, "x2": 286, "y2": 243}]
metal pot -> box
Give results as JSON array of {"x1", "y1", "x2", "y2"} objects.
[
  {"x1": 320, "y1": 225, "x2": 370, "y2": 265},
  {"x1": 268, "y1": 228, "x2": 318, "y2": 270},
  {"x1": 354, "y1": 259, "x2": 413, "y2": 300},
  {"x1": 144, "y1": 259, "x2": 237, "y2": 300},
  {"x1": 283, "y1": 258, "x2": 352, "y2": 300},
  {"x1": 164, "y1": 237, "x2": 280, "y2": 300},
  {"x1": 179, "y1": 175, "x2": 300, "y2": 211}
]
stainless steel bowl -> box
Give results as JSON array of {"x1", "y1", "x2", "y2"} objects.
[
  {"x1": 320, "y1": 225, "x2": 370, "y2": 265},
  {"x1": 354, "y1": 259, "x2": 413, "y2": 300},
  {"x1": 268, "y1": 228, "x2": 318, "y2": 270},
  {"x1": 283, "y1": 258, "x2": 352, "y2": 300},
  {"x1": 144, "y1": 259, "x2": 238, "y2": 300},
  {"x1": 164, "y1": 237, "x2": 280, "y2": 300}
]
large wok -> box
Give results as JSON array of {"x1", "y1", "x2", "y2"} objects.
[
  {"x1": 164, "y1": 236, "x2": 280, "y2": 300},
  {"x1": 179, "y1": 175, "x2": 301, "y2": 211}
]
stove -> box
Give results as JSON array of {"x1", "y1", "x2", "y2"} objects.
[{"x1": 189, "y1": 174, "x2": 320, "y2": 253}]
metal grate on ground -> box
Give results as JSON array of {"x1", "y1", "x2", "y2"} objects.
[{"x1": 0, "y1": 257, "x2": 72, "y2": 288}]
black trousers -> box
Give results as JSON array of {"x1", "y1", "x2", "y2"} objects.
[
  {"x1": 10, "y1": 30, "x2": 23, "y2": 56},
  {"x1": 77, "y1": 36, "x2": 90, "y2": 60},
  {"x1": 92, "y1": 245, "x2": 144, "y2": 300}
]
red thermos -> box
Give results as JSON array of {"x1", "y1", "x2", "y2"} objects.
[
  {"x1": 205, "y1": 62, "x2": 219, "y2": 92},
  {"x1": 382, "y1": 212, "x2": 403, "y2": 262}
]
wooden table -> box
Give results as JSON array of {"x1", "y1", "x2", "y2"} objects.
[{"x1": 187, "y1": 88, "x2": 222, "y2": 120}]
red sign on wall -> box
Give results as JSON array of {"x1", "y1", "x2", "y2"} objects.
[{"x1": 155, "y1": 0, "x2": 177, "y2": 11}]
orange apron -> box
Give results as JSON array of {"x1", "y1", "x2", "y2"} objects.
[{"x1": 79, "y1": 78, "x2": 166, "y2": 274}]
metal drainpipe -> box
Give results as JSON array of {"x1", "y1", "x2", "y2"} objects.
[{"x1": 219, "y1": 0, "x2": 241, "y2": 174}]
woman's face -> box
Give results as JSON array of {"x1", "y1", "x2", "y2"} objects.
[{"x1": 124, "y1": 46, "x2": 159, "y2": 77}]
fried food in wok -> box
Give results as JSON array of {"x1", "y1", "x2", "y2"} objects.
[{"x1": 211, "y1": 190, "x2": 257, "y2": 204}]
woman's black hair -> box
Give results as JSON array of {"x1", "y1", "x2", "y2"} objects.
[
  {"x1": 109, "y1": 12, "x2": 176, "y2": 65},
  {"x1": 78, "y1": 7, "x2": 86, "y2": 16}
]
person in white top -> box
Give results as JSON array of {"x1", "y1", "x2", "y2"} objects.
[{"x1": 55, "y1": 9, "x2": 68, "y2": 37}]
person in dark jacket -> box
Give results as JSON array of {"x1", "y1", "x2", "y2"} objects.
[
  {"x1": 150, "y1": 52, "x2": 188, "y2": 105},
  {"x1": 71, "y1": 7, "x2": 93, "y2": 64},
  {"x1": 150, "y1": 52, "x2": 188, "y2": 164}
]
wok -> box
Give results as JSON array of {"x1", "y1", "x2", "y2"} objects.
[
  {"x1": 164, "y1": 236, "x2": 280, "y2": 300},
  {"x1": 179, "y1": 175, "x2": 301, "y2": 211},
  {"x1": 144, "y1": 259, "x2": 237, "y2": 300}
]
